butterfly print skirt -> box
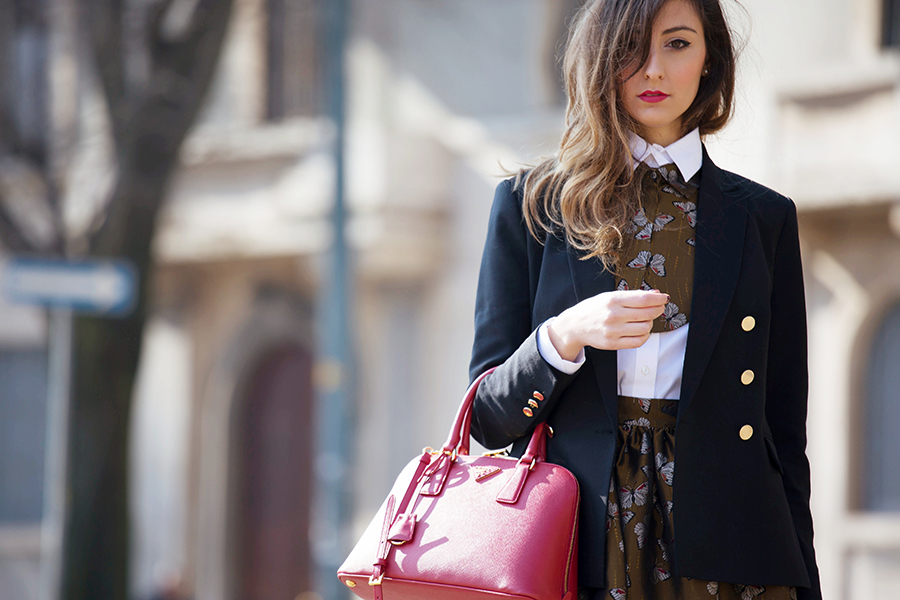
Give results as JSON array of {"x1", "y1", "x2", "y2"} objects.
[{"x1": 578, "y1": 396, "x2": 797, "y2": 600}]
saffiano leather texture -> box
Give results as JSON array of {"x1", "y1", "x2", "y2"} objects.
[{"x1": 338, "y1": 369, "x2": 581, "y2": 600}]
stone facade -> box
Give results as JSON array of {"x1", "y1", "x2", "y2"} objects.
[{"x1": 0, "y1": 1, "x2": 898, "y2": 599}]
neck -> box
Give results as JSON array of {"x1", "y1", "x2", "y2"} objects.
[{"x1": 638, "y1": 123, "x2": 684, "y2": 147}]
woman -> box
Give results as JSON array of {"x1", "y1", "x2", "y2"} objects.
[{"x1": 468, "y1": 1, "x2": 821, "y2": 599}]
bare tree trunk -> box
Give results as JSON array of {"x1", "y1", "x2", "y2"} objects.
[
  {"x1": 61, "y1": 1, "x2": 235, "y2": 598},
  {"x1": 63, "y1": 174, "x2": 162, "y2": 600}
]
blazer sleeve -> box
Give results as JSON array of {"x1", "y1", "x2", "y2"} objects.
[
  {"x1": 468, "y1": 178, "x2": 577, "y2": 450},
  {"x1": 764, "y1": 200, "x2": 822, "y2": 599}
]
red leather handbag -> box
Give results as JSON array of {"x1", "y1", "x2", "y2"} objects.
[{"x1": 338, "y1": 369, "x2": 580, "y2": 600}]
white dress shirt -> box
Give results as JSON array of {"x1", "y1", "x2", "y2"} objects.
[{"x1": 536, "y1": 128, "x2": 702, "y2": 400}]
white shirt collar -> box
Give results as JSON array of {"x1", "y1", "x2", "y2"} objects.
[{"x1": 628, "y1": 128, "x2": 703, "y2": 181}]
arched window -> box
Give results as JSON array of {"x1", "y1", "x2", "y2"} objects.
[
  {"x1": 863, "y1": 302, "x2": 900, "y2": 511},
  {"x1": 884, "y1": 0, "x2": 900, "y2": 48},
  {"x1": 266, "y1": 0, "x2": 324, "y2": 120}
]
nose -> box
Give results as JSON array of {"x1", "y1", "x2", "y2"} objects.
[{"x1": 643, "y1": 48, "x2": 663, "y2": 81}]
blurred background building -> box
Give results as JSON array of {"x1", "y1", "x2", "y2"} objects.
[{"x1": 0, "y1": 0, "x2": 898, "y2": 599}]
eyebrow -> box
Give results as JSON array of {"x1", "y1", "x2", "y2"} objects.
[{"x1": 662, "y1": 26, "x2": 698, "y2": 35}]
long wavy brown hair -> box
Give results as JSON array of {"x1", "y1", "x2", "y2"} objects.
[{"x1": 519, "y1": 0, "x2": 736, "y2": 269}]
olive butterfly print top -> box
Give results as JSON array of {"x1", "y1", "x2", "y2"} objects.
[{"x1": 615, "y1": 163, "x2": 700, "y2": 333}]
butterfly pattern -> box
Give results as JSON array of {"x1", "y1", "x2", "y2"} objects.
[
  {"x1": 598, "y1": 395, "x2": 796, "y2": 600},
  {"x1": 620, "y1": 483, "x2": 649, "y2": 509},
  {"x1": 663, "y1": 302, "x2": 687, "y2": 331},
  {"x1": 656, "y1": 452, "x2": 675, "y2": 486},
  {"x1": 657, "y1": 538, "x2": 670, "y2": 562},
  {"x1": 737, "y1": 585, "x2": 768, "y2": 600},
  {"x1": 658, "y1": 164, "x2": 700, "y2": 198},
  {"x1": 627, "y1": 251, "x2": 667, "y2": 277},
  {"x1": 623, "y1": 417, "x2": 652, "y2": 430},
  {"x1": 628, "y1": 207, "x2": 676, "y2": 240},
  {"x1": 614, "y1": 163, "x2": 698, "y2": 333},
  {"x1": 617, "y1": 278, "x2": 653, "y2": 292},
  {"x1": 673, "y1": 200, "x2": 698, "y2": 228},
  {"x1": 651, "y1": 564, "x2": 672, "y2": 584},
  {"x1": 634, "y1": 521, "x2": 648, "y2": 550}
]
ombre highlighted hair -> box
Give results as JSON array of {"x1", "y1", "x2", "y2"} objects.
[{"x1": 518, "y1": 0, "x2": 736, "y2": 268}]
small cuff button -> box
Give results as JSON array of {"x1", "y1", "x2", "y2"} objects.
[
  {"x1": 523, "y1": 407, "x2": 534, "y2": 418},
  {"x1": 533, "y1": 391, "x2": 544, "y2": 402}
]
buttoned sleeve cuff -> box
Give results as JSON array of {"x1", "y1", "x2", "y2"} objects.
[{"x1": 537, "y1": 318, "x2": 585, "y2": 375}]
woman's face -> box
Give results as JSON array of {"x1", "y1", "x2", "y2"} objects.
[{"x1": 620, "y1": 0, "x2": 708, "y2": 147}]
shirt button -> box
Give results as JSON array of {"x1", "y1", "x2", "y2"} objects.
[
  {"x1": 739, "y1": 425, "x2": 754, "y2": 440},
  {"x1": 741, "y1": 316, "x2": 756, "y2": 332},
  {"x1": 641, "y1": 365, "x2": 650, "y2": 375},
  {"x1": 741, "y1": 370, "x2": 755, "y2": 385}
]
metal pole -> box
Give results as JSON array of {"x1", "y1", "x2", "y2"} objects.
[
  {"x1": 40, "y1": 1, "x2": 77, "y2": 592},
  {"x1": 38, "y1": 308, "x2": 72, "y2": 600},
  {"x1": 314, "y1": 0, "x2": 354, "y2": 598}
]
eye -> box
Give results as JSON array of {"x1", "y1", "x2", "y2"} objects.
[{"x1": 667, "y1": 38, "x2": 691, "y2": 50}]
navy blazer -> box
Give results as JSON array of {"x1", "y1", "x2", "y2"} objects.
[{"x1": 468, "y1": 149, "x2": 821, "y2": 599}]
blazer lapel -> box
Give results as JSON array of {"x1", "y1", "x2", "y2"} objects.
[
  {"x1": 677, "y1": 148, "x2": 747, "y2": 419},
  {"x1": 566, "y1": 250, "x2": 619, "y2": 427}
]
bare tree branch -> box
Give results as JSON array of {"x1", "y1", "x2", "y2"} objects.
[
  {"x1": 0, "y1": 199, "x2": 37, "y2": 253},
  {"x1": 0, "y1": 155, "x2": 62, "y2": 251},
  {"x1": 83, "y1": 0, "x2": 128, "y2": 147},
  {"x1": 88, "y1": 0, "x2": 235, "y2": 255},
  {"x1": 147, "y1": 0, "x2": 180, "y2": 42}
]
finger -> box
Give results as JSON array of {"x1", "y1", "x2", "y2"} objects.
[
  {"x1": 614, "y1": 333, "x2": 652, "y2": 350},
  {"x1": 615, "y1": 321, "x2": 655, "y2": 337},
  {"x1": 613, "y1": 290, "x2": 670, "y2": 308},
  {"x1": 619, "y1": 306, "x2": 665, "y2": 323}
]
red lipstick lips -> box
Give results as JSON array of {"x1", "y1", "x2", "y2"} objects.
[{"x1": 639, "y1": 90, "x2": 669, "y2": 103}]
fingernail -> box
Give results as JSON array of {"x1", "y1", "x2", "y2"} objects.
[{"x1": 651, "y1": 289, "x2": 660, "y2": 293}]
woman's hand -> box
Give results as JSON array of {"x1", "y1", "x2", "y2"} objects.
[{"x1": 547, "y1": 290, "x2": 669, "y2": 360}]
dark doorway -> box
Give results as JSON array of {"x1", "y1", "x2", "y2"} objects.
[
  {"x1": 884, "y1": 0, "x2": 900, "y2": 48},
  {"x1": 235, "y1": 344, "x2": 314, "y2": 599},
  {"x1": 863, "y1": 303, "x2": 900, "y2": 511}
]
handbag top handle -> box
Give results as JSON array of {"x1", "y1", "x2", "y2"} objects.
[{"x1": 440, "y1": 367, "x2": 550, "y2": 467}]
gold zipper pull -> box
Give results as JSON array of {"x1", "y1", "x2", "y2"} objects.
[{"x1": 482, "y1": 449, "x2": 510, "y2": 458}]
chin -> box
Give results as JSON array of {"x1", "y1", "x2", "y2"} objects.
[{"x1": 636, "y1": 119, "x2": 679, "y2": 133}]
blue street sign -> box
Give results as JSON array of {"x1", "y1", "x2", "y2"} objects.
[{"x1": 1, "y1": 256, "x2": 137, "y2": 316}]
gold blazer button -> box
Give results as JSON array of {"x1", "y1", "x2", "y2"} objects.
[
  {"x1": 739, "y1": 425, "x2": 754, "y2": 440},
  {"x1": 741, "y1": 369, "x2": 755, "y2": 385},
  {"x1": 741, "y1": 316, "x2": 756, "y2": 331}
]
